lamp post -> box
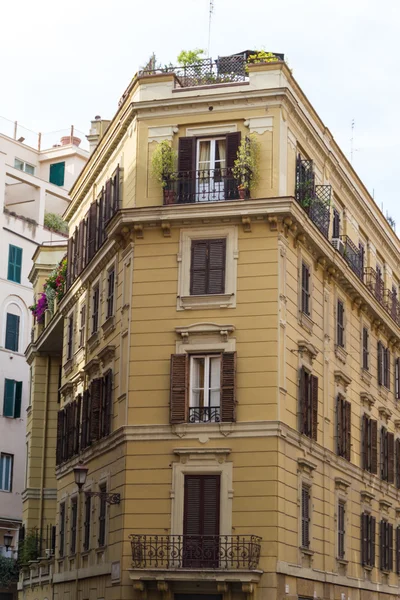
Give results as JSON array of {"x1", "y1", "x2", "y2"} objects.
[{"x1": 4, "y1": 533, "x2": 13, "y2": 554}]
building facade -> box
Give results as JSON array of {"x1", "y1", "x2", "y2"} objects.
[
  {"x1": 0, "y1": 129, "x2": 88, "y2": 599},
  {"x1": 21, "y1": 55, "x2": 400, "y2": 600}
]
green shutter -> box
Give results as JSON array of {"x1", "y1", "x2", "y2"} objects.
[
  {"x1": 49, "y1": 162, "x2": 65, "y2": 187},
  {"x1": 5, "y1": 313, "x2": 20, "y2": 352},
  {"x1": 3, "y1": 380, "x2": 15, "y2": 417},
  {"x1": 7, "y1": 245, "x2": 22, "y2": 283},
  {"x1": 14, "y1": 382, "x2": 22, "y2": 418}
]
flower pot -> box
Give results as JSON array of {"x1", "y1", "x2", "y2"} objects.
[
  {"x1": 164, "y1": 190, "x2": 176, "y2": 205},
  {"x1": 238, "y1": 187, "x2": 246, "y2": 200}
]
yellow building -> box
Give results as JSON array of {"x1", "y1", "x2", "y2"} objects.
[{"x1": 21, "y1": 52, "x2": 400, "y2": 600}]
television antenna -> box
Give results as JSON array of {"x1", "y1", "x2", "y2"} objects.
[{"x1": 207, "y1": 0, "x2": 214, "y2": 57}]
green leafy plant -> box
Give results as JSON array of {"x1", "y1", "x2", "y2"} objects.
[
  {"x1": 151, "y1": 140, "x2": 177, "y2": 188},
  {"x1": 233, "y1": 134, "x2": 260, "y2": 192},
  {"x1": 19, "y1": 529, "x2": 40, "y2": 564},
  {"x1": 177, "y1": 49, "x2": 205, "y2": 66},
  {"x1": 0, "y1": 556, "x2": 18, "y2": 588},
  {"x1": 44, "y1": 212, "x2": 68, "y2": 235}
]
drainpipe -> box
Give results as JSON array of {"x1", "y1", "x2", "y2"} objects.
[{"x1": 38, "y1": 356, "x2": 51, "y2": 546}]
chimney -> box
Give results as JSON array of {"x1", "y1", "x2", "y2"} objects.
[{"x1": 86, "y1": 116, "x2": 111, "y2": 154}]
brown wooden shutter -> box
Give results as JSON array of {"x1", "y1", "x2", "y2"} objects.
[
  {"x1": 56, "y1": 410, "x2": 64, "y2": 465},
  {"x1": 98, "y1": 190, "x2": 104, "y2": 247},
  {"x1": 183, "y1": 475, "x2": 201, "y2": 536},
  {"x1": 113, "y1": 165, "x2": 120, "y2": 214},
  {"x1": 301, "y1": 486, "x2": 310, "y2": 548},
  {"x1": 183, "y1": 475, "x2": 220, "y2": 535},
  {"x1": 190, "y1": 240, "x2": 208, "y2": 295},
  {"x1": 67, "y1": 403, "x2": 74, "y2": 459},
  {"x1": 362, "y1": 414, "x2": 368, "y2": 470},
  {"x1": 396, "y1": 439, "x2": 400, "y2": 489},
  {"x1": 203, "y1": 475, "x2": 220, "y2": 536},
  {"x1": 370, "y1": 516, "x2": 376, "y2": 567},
  {"x1": 74, "y1": 395, "x2": 81, "y2": 455},
  {"x1": 103, "y1": 369, "x2": 113, "y2": 437},
  {"x1": 380, "y1": 519, "x2": 384, "y2": 570},
  {"x1": 208, "y1": 239, "x2": 226, "y2": 294},
  {"x1": 81, "y1": 390, "x2": 89, "y2": 449},
  {"x1": 226, "y1": 132, "x2": 241, "y2": 169},
  {"x1": 90, "y1": 378, "x2": 102, "y2": 442},
  {"x1": 87, "y1": 202, "x2": 97, "y2": 261},
  {"x1": 389, "y1": 523, "x2": 394, "y2": 571},
  {"x1": 105, "y1": 179, "x2": 112, "y2": 223},
  {"x1": 396, "y1": 358, "x2": 400, "y2": 399},
  {"x1": 388, "y1": 432, "x2": 395, "y2": 483},
  {"x1": 361, "y1": 513, "x2": 367, "y2": 565},
  {"x1": 378, "y1": 341, "x2": 383, "y2": 385},
  {"x1": 311, "y1": 375, "x2": 318, "y2": 441},
  {"x1": 221, "y1": 351, "x2": 237, "y2": 422},
  {"x1": 337, "y1": 396, "x2": 343, "y2": 456},
  {"x1": 77, "y1": 220, "x2": 85, "y2": 274},
  {"x1": 178, "y1": 137, "x2": 196, "y2": 172},
  {"x1": 345, "y1": 400, "x2": 351, "y2": 461},
  {"x1": 66, "y1": 237, "x2": 73, "y2": 289},
  {"x1": 396, "y1": 526, "x2": 400, "y2": 573},
  {"x1": 371, "y1": 419, "x2": 378, "y2": 474},
  {"x1": 170, "y1": 354, "x2": 189, "y2": 424},
  {"x1": 299, "y1": 367, "x2": 306, "y2": 434}
]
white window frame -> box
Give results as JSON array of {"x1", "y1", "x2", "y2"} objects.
[
  {"x1": 14, "y1": 158, "x2": 35, "y2": 175},
  {"x1": 189, "y1": 354, "x2": 221, "y2": 409},
  {"x1": 177, "y1": 226, "x2": 238, "y2": 311},
  {"x1": 0, "y1": 453, "x2": 13, "y2": 492}
]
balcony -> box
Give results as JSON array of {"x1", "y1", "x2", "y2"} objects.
[
  {"x1": 130, "y1": 534, "x2": 261, "y2": 570},
  {"x1": 385, "y1": 289, "x2": 399, "y2": 323},
  {"x1": 163, "y1": 168, "x2": 248, "y2": 205},
  {"x1": 365, "y1": 267, "x2": 384, "y2": 304},
  {"x1": 295, "y1": 158, "x2": 331, "y2": 238},
  {"x1": 188, "y1": 406, "x2": 221, "y2": 423},
  {"x1": 340, "y1": 235, "x2": 363, "y2": 281}
]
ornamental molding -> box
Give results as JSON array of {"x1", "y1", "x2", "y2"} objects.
[
  {"x1": 360, "y1": 392, "x2": 375, "y2": 411},
  {"x1": 83, "y1": 357, "x2": 101, "y2": 379},
  {"x1": 334, "y1": 369, "x2": 352, "y2": 390},
  {"x1": 148, "y1": 125, "x2": 178, "y2": 143},
  {"x1": 244, "y1": 116, "x2": 273, "y2": 135},
  {"x1": 298, "y1": 340, "x2": 318, "y2": 365},
  {"x1": 378, "y1": 406, "x2": 392, "y2": 424},
  {"x1": 176, "y1": 322, "x2": 235, "y2": 343},
  {"x1": 98, "y1": 344, "x2": 116, "y2": 367},
  {"x1": 297, "y1": 457, "x2": 317, "y2": 476},
  {"x1": 379, "y1": 499, "x2": 392, "y2": 514},
  {"x1": 360, "y1": 490, "x2": 375, "y2": 506},
  {"x1": 334, "y1": 477, "x2": 351, "y2": 492}
]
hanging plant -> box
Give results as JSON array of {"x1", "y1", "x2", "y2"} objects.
[
  {"x1": 29, "y1": 292, "x2": 48, "y2": 324},
  {"x1": 232, "y1": 134, "x2": 260, "y2": 192},
  {"x1": 151, "y1": 140, "x2": 177, "y2": 188}
]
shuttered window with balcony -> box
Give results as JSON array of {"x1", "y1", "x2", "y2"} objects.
[
  {"x1": 337, "y1": 395, "x2": 351, "y2": 461},
  {"x1": 170, "y1": 352, "x2": 236, "y2": 424},
  {"x1": 380, "y1": 520, "x2": 393, "y2": 572},
  {"x1": 183, "y1": 474, "x2": 220, "y2": 568},
  {"x1": 361, "y1": 512, "x2": 375, "y2": 567},
  {"x1": 362, "y1": 414, "x2": 378, "y2": 474},
  {"x1": 380, "y1": 427, "x2": 394, "y2": 483},
  {"x1": 378, "y1": 342, "x2": 390, "y2": 388}
]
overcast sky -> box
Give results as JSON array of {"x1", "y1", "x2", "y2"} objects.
[{"x1": 1, "y1": 0, "x2": 400, "y2": 228}]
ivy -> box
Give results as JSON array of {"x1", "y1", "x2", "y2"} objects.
[{"x1": 0, "y1": 556, "x2": 19, "y2": 588}]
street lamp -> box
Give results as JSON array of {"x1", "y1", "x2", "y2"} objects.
[
  {"x1": 73, "y1": 464, "x2": 89, "y2": 490},
  {"x1": 4, "y1": 533, "x2": 13, "y2": 551},
  {"x1": 73, "y1": 464, "x2": 121, "y2": 505}
]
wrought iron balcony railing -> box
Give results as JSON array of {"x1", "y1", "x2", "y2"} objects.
[
  {"x1": 295, "y1": 158, "x2": 331, "y2": 239},
  {"x1": 129, "y1": 534, "x2": 262, "y2": 570},
  {"x1": 188, "y1": 406, "x2": 221, "y2": 423},
  {"x1": 385, "y1": 289, "x2": 399, "y2": 323},
  {"x1": 365, "y1": 268, "x2": 384, "y2": 303},
  {"x1": 163, "y1": 168, "x2": 249, "y2": 205},
  {"x1": 340, "y1": 235, "x2": 363, "y2": 281}
]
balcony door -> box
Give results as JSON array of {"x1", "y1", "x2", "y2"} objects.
[
  {"x1": 196, "y1": 138, "x2": 226, "y2": 202},
  {"x1": 183, "y1": 474, "x2": 220, "y2": 568}
]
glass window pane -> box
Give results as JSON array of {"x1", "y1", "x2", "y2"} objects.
[
  {"x1": 25, "y1": 163, "x2": 35, "y2": 175},
  {"x1": 215, "y1": 140, "x2": 226, "y2": 168},
  {"x1": 198, "y1": 141, "x2": 211, "y2": 170},
  {"x1": 14, "y1": 159, "x2": 24, "y2": 170},
  {"x1": 209, "y1": 390, "x2": 220, "y2": 408},
  {"x1": 209, "y1": 357, "x2": 221, "y2": 389},
  {"x1": 192, "y1": 357, "x2": 204, "y2": 390}
]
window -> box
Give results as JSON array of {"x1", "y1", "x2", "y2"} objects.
[
  {"x1": 79, "y1": 305, "x2": 86, "y2": 348},
  {"x1": 57, "y1": 365, "x2": 62, "y2": 404},
  {"x1": 189, "y1": 355, "x2": 221, "y2": 423},
  {"x1": 301, "y1": 486, "x2": 310, "y2": 548},
  {"x1": 396, "y1": 526, "x2": 400, "y2": 574},
  {"x1": 362, "y1": 414, "x2": 377, "y2": 473},
  {"x1": 70, "y1": 498, "x2": 77, "y2": 554},
  {"x1": 59, "y1": 502, "x2": 65, "y2": 557},
  {"x1": 98, "y1": 484, "x2": 107, "y2": 547},
  {"x1": 67, "y1": 314, "x2": 74, "y2": 360},
  {"x1": 336, "y1": 300, "x2": 345, "y2": 348},
  {"x1": 376, "y1": 263, "x2": 384, "y2": 302},
  {"x1": 337, "y1": 395, "x2": 351, "y2": 461},
  {"x1": 332, "y1": 207, "x2": 341, "y2": 238},
  {"x1": 396, "y1": 439, "x2": 400, "y2": 489},
  {"x1": 183, "y1": 474, "x2": 220, "y2": 568},
  {"x1": 380, "y1": 520, "x2": 393, "y2": 571},
  {"x1": 380, "y1": 427, "x2": 394, "y2": 483},
  {"x1": 361, "y1": 512, "x2": 375, "y2": 567},
  {"x1": 396, "y1": 358, "x2": 400, "y2": 400},
  {"x1": 299, "y1": 367, "x2": 318, "y2": 440},
  {"x1": 362, "y1": 327, "x2": 369, "y2": 370},
  {"x1": 301, "y1": 263, "x2": 310, "y2": 315},
  {"x1": 14, "y1": 158, "x2": 35, "y2": 175},
  {"x1": 7, "y1": 245, "x2": 22, "y2": 283},
  {"x1": 0, "y1": 453, "x2": 13, "y2": 491},
  {"x1": 83, "y1": 495, "x2": 91, "y2": 551},
  {"x1": 338, "y1": 501, "x2": 346, "y2": 559},
  {"x1": 49, "y1": 161, "x2": 65, "y2": 187},
  {"x1": 91, "y1": 284, "x2": 99, "y2": 334},
  {"x1": 170, "y1": 352, "x2": 236, "y2": 424},
  {"x1": 190, "y1": 239, "x2": 226, "y2": 296},
  {"x1": 106, "y1": 268, "x2": 115, "y2": 318},
  {"x1": 5, "y1": 313, "x2": 20, "y2": 352},
  {"x1": 359, "y1": 240, "x2": 366, "y2": 275},
  {"x1": 3, "y1": 379, "x2": 22, "y2": 419},
  {"x1": 378, "y1": 342, "x2": 390, "y2": 388}
]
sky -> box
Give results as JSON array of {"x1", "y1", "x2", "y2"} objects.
[{"x1": 1, "y1": 0, "x2": 400, "y2": 227}]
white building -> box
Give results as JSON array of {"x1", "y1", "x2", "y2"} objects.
[{"x1": 0, "y1": 127, "x2": 88, "y2": 560}]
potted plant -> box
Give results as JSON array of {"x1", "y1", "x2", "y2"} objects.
[
  {"x1": 151, "y1": 140, "x2": 178, "y2": 204},
  {"x1": 233, "y1": 134, "x2": 260, "y2": 199}
]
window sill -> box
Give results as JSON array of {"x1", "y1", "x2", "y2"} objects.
[
  {"x1": 378, "y1": 386, "x2": 389, "y2": 401},
  {"x1": 336, "y1": 558, "x2": 348, "y2": 565},
  {"x1": 335, "y1": 344, "x2": 347, "y2": 365},
  {"x1": 300, "y1": 547, "x2": 313, "y2": 556},
  {"x1": 178, "y1": 293, "x2": 235, "y2": 311},
  {"x1": 380, "y1": 568, "x2": 391, "y2": 575},
  {"x1": 361, "y1": 368, "x2": 372, "y2": 387},
  {"x1": 96, "y1": 546, "x2": 106, "y2": 554},
  {"x1": 298, "y1": 311, "x2": 314, "y2": 334},
  {"x1": 102, "y1": 315, "x2": 116, "y2": 339},
  {"x1": 87, "y1": 331, "x2": 100, "y2": 353}
]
